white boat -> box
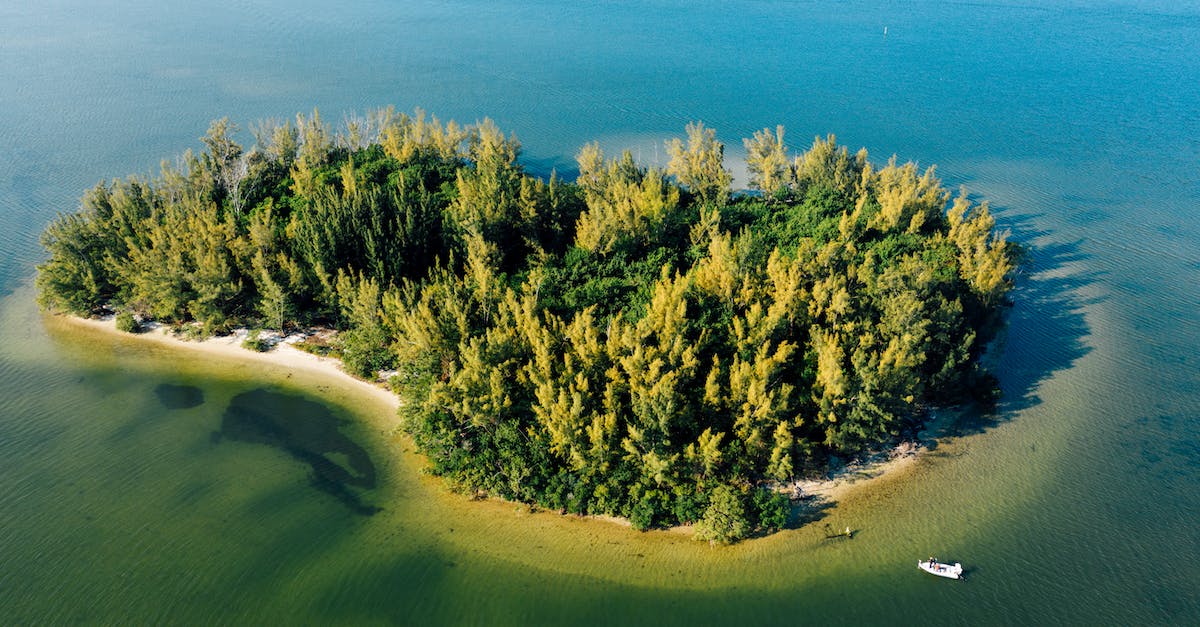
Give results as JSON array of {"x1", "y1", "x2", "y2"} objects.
[{"x1": 918, "y1": 559, "x2": 963, "y2": 580}]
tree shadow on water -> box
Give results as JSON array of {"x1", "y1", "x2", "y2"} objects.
[
  {"x1": 214, "y1": 388, "x2": 380, "y2": 516},
  {"x1": 950, "y1": 210, "x2": 1102, "y2": 436},
  {"x1": 155, "y1": 383, "x2": 204, "y2": 409},
  {"x1": 791, "y1": 498, "x2": 835, "y2": 530}
]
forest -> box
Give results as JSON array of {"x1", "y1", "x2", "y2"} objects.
[{"x1": 37, "y1": 108, "x2": 1017, "y2": 542}]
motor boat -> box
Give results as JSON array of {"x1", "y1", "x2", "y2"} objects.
[{"x1": 918, "y1": 558, "x2": 963, "y2": 580}]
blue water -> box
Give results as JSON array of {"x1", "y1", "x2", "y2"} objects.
[{"x1": 1, "y1": 1, "x2": 1197, "y2": 623}]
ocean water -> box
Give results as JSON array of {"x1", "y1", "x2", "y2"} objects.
[{"x1": 1, "y1": 1, "x2": 1197, "y2": 623}]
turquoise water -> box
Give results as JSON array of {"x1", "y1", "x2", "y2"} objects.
[{"x1": 1, "y1": 1, "x2": 1198, "y2": 623}]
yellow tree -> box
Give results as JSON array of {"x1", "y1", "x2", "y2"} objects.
[
  {"x1": 666, "y1": 122, "x2": 731, "y2": 207},
  {"x1": 573, "y1": 146, "x2": 680, "y2": 254},
  {"x1": 947, "y1": 190, "x2": 1013, "y2": 306},
  {"x1": 743, "y1": 125, "x2": 791, "y2": 197},
  {"x1": 793, "y1": 134, "x2": 866, "y2": 196},
  {"x1": 868, "y1": 156, "x2": 947, "y2": 234}
]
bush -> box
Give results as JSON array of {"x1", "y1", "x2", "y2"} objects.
[
  {"x1": 751, "y1": 488, "x2": 791, "y2": 533},
  {"x1": 628, "y1": 488, "x2": 671, "y2": 531},
  {"x1": 339, "y1": 324, "x2": 394, "y2": 379},
  {"x1": 180, "y1": 324, "x2": 207, "y2": 341},
  {"x1": 694, "y1": 485, "x2": 750, "y2": 544},
  {"x1": 241, "y1": 329, "x2": 271, "y2": 352},
  {"x1": 294, "y1": 332, "x2": 336, "y2": 357},
  {"x1": 114, "y1": 311, "x2": 140, "y2": 333}
]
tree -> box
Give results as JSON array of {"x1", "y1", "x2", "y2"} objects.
[
  {"x1": 743, "y1": 125, "x2": 791, "y2": 198},
  {"x1": 37, "y1": 212, "x2": 111, "y2": 314},
  {"x1": 792, "y1": 134, "x2": 866, "y2": 197},
  {"x1": 37, "y1": 110, "x2": 1019, "y2": 540},
  {"x1": 201, "y1": 118, "x2": 249, "y2": 214},
  {"x1": 253, "y1": 252, "x2": 291, "y2": 331},
  {"x1": 449, "y1": 119, "x2": 527, "y2": 267},
  {"x1": 947, "y1": 190, "x2": 1013, "y2": 307},
  {"x1": 340, "y1": 323, "x2": 393, "y2": 379},
  {"x1": 115, "y1": 310, "x2": 140, "y2": 333},
  {"x1": 694, "y1": 485, "x2": 750, "y2": 544},
  {"x1": 296, "y1": 109, "x2": 332, "y2": 168},
  {"x1": 250, "y1": 118, "x2": 298, "y2": 167},
  {"x1": 751, "y1": 487, "x2": 790, "y2": 532},
  {"x1": 666, "y1": 122, "x2": 731, "y2": 207},
  {"x1": 574, "y1": 152, "x2": 680, "y2": 255}
]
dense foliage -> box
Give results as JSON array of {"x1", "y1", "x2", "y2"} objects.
[{"x1": 38, "y1": 109, "x2": 1016, "y2": 541}]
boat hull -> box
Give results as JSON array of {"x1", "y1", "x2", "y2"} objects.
[{"x1": 917, "y1": 560, "x2": 963, "y2": 579}]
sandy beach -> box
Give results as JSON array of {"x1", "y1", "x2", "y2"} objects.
[
  {"x1": 56, "y1": 313, "x2": 934, "y2": 516},
  {"x1": 56, "y1": 315, "x2": 400, "y2": 412},
  {"x1": 794, "y1": 444, "x2": 923, "y2": 503}
]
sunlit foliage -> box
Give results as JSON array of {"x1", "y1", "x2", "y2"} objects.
[{"x1": 38, "y1": 111, "x2": 1017, "y2": 540}]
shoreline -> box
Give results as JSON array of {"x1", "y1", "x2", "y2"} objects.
[
  {"x1": 793, "y1": 439, "x2": 926, "y2": 503},
  {"x1": 54, "y1": 315, "x2": 400, "y2": 413},
  {"x1": 54, "y1": 312, "x2": 938, "y2": 532}
]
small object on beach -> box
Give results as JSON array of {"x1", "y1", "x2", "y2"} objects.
[{"x1": 917, "y1": 558, "x2": 963, "y2": 580}]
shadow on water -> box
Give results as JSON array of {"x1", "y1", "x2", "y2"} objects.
[
  {"x1": 215, "y1": 388, "x2": 380, "y2": 516},
  {"x1": 154, "y1": 383, "x2": 204, "y2": 409},
  {"x1": 790, "y1": 498, "x2": 834, "y2": 531},
  {"x1": 949, "y1": 210, "x2": 1101, "y2": 436}
]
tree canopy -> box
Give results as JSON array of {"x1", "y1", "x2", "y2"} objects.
[{"x1": 38, "y1": 110, "x2": 1017, "y2": 542}]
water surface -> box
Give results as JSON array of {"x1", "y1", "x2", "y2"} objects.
[{"x1": 1, "y1": 1, "x2": 1197, "y2": 623}]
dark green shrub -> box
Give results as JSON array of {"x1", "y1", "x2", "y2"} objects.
[
  {"x1": 672, "y1": 487, "x2": 706, "y2": 524},
  {"x1": 628, "y1": 488, "x2": 671, "y2": 531},
  {"x1": 114, "y1": 311, "x2": 140, "y2": 333},
  {"x1": 241, "y1": 329, "x2": 271, "y2": 352},
  {"x1": 752, "y1": 488, "x2": 791, "y2": 533},
  {"x1": 339, "y1": 324, "x2": 394, "y2": 379}
]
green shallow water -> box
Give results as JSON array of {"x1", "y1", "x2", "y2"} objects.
[
  {"x1": 0, "y1": 250, "x2": 1190, "y2": 625},
  {"x1": 2, "y1": 0, "x2": 1198, "y2": 623}
]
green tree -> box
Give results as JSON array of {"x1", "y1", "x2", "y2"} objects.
[
  {"x1": 793, "y1": 134, "x2": 866, "y2": 197},
  {"x1": 340, "y1": 323, "x2": 393, "y2": 379},
  {"x1": 743, "y1": 125, "x2": 791, "y2": 198},
  {"x1": 751, "y1": 488, "x2": 790, "y2": 532},
  {"x1": 201, "y1": 117, "x2": 248, "y2": 214},
  {"x1": 36, "y1": 110, "x2": 1019, "y2": 541},
  {"x1": 666, "y1": 122, "x2": 731, "y2": 207},
  {"x1": 252, "y1": 252, "x2": 291, "y2": 331},
  {"x1": 574, "y1": 149, "x2": 680, "y2": 255},
  {"x1": 694, "y1": 485, "x2": 750, "y2": 544}
]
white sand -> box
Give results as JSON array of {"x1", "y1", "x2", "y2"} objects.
[
  {"x1": 60, "y1": 313, "x2": 935, "y2": 515},
  {"x1": 59, "y1": 315, "x2": 399, "y2": 411},
  {"x1": 794, "y1": 448, "x2": 921, "y2": 502}
]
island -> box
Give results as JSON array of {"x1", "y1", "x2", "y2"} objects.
[{"x1": 36, "y1": 108, "x2": 1017, "y2": 543}]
